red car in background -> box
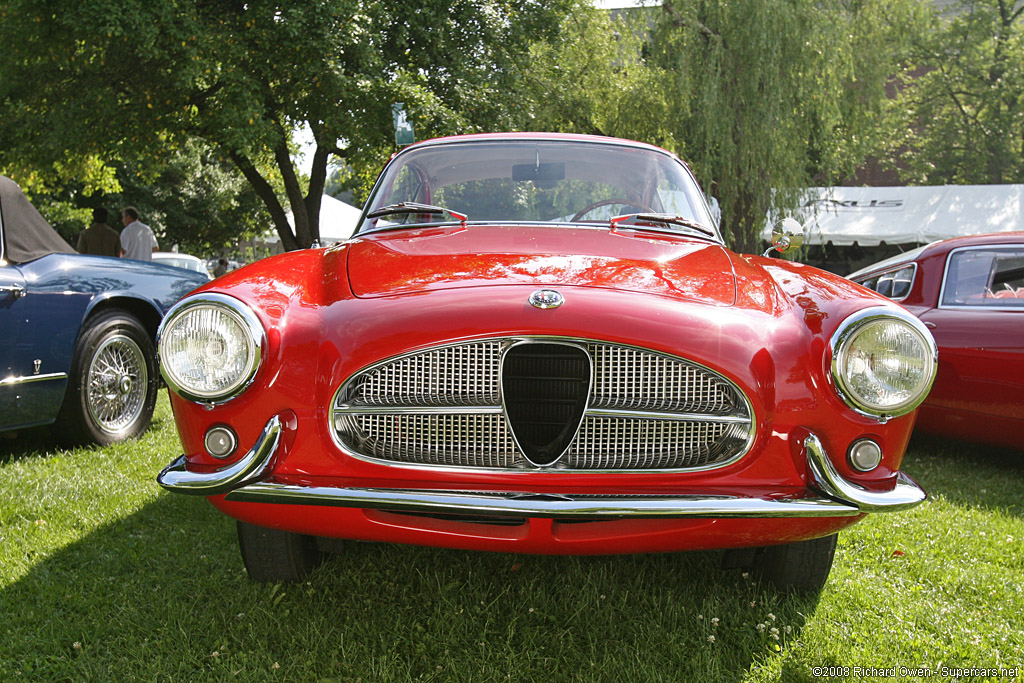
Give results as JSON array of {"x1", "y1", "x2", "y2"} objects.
[
  {"x1": 848, "y1": 233, "x2": 1024, "y2": 451},
  {"x1": 155, "y1": 133, "x2": 937, "y2": 592}
]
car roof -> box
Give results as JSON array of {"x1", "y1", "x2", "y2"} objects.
[
  {"x1": 921, "y1": 231, "x2": 1024, "y2": 253},
  {"x1": 404, "y1": 132, "x2": 677, "y2": 158},
  {"x1": 847, "y1": 244, "x2": 930, "y2": 280},
  {"x1": 848, "y1": 231, "x2": 1024, "y2": 280}
]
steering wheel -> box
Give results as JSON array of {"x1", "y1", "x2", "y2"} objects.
[{"x1": 571, "y1": 198, "x2": 653, "y2": 222}]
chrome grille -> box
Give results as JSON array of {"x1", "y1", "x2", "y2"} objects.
[
  {"x1": 333, "y1": 338, "x2": 753, "y2": 471},
  {"x1": 356, "y1": 340, "x2": 503, "y2": 407},
  {"x1": 587, "y1": 342, "x2": 737, "y2": 413},
  {"x1": 336, "y1": 412, "x2": 523, "y2": 468},
  {"x1": 564, "y1": 417, "x2": 747, "y2": 470}
]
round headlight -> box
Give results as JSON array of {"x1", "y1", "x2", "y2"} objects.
[
  {"x1": 158, "y1": 293, "x2": 264, "y2": 404},
  {"x1": 830, "y1": 307, "x2": 937, "y2": 419}
]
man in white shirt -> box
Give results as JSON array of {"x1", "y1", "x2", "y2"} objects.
[{"x1": 119, "y1": 207, "x2": 159, "y2": 261}]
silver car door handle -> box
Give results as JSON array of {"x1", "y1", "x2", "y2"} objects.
[{"x1": 0, "y1": 284, "x2": 26, "y2": 298}]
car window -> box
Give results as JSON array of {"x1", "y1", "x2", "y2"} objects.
[
  {"x1": 941, "y1": 247, "x2": 1024, "y2": 306},
  {"x1": 855, "y1": 264, "x2": 916, "y2": 301},
  {"x1": 359, "y1": 139, "x2": 717, "y2": 236}
]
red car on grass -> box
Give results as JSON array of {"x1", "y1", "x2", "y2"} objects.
[
  {"x1": 157, "y1": 133, "x2": 936, "y2": 591},
  {"x1": 848, "y1": 232, "x2": 1024, "y2": 451}
]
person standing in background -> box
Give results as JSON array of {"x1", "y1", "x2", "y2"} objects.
[
  {"x1": 76, "y1": 207, "x2": 120, "y2": 257},
  {"x1": 119, "y1": 206, "x2": 158, "y2": 261}
]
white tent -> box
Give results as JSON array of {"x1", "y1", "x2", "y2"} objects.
[
  {"x1": 315, "y1": 194, "x2": 363, "y2": 243},
  {"x1": 767, "y1": 185, "x2": 1024, "y2": 246},
  {"x1": 265, "y1": 195, "x2": 362, "y2": 251}
]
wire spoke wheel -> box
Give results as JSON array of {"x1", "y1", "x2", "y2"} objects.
[
  {"x1": 58, "y1": 310, "x2": 158, "y2": 446},
  {"x1": 86, "y1": 334, "x2": 148, "y2": 433}
]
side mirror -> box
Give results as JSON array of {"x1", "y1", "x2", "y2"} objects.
[{"x1": 765, "y1": 218, "x2": 805, "y2": 256}]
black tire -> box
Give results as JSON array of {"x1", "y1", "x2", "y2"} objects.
[
  {"x1": 237, "y1": 521, "x2": 321, "y2": 583},
  {"x1": 750, "y1": 533, "x2": 838, "y2": 593},
  {"x1": 56, "y1": 309, "x2": 158, "y2": 446}
]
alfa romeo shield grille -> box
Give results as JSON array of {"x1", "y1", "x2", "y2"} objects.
[{"x1": 332, "y1": 338, "x2": 753, "y2": 471}]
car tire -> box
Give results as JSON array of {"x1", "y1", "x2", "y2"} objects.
[
  {"x1": 237, "y1": 521, "x2": 322, "y2": 583},
  {"x1": 749, "y1": 533, "x2": 838, "y2": 593},
  {"x1": 56, "y1": 309, "x2": 158, "y2": 446}
]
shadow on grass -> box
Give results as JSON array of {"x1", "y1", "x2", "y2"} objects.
[
  {"x1": 0, "y1": 412, "x2": 174, "y2": 466},
  {"x1": 0, "y1": 425, "x2": 59, "y2": 465},
  {"x1": 1, "y1": 491, "x2": 828, "y2": 681},
  {"x1": 904, "y1": 434, "x2": 1023, "y2": 518}
]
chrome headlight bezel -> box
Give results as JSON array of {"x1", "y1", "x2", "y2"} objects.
[
  {"x1": 157, "y1": 293, "x2": 265, "y2": 405},
  {"x1": 829, "y1": 306, "x2": 938, "y2": 420}
]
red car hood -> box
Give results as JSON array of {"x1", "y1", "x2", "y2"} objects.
[{"x1": 347, "y1": 225, "x2": 737, "y2": 306}]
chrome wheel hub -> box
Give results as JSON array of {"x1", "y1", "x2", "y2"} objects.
[{"x1": 87, "y1": 335, "x2": 147, "y2": 434}]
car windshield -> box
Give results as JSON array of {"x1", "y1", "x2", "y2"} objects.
[{"x1": 356, "y1": 138, "x2": 719, "y2": 240}]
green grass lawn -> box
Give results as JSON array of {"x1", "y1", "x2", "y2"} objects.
[{"x1": 1, "y1": 394, "x2": 1021, "y2": 681}]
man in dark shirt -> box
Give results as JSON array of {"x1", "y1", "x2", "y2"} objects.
[{"x1": 76, "y1": 207, "x2": 121, "y2": 257}]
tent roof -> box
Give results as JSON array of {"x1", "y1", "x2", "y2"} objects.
[
  {"x1": 316, "y1": 195, "x2": 362, "y2": 241},
  {"x1": 766, "y1": 185, "x2": 1024, "y2": 247},
  {"x1": 271, "y1": 195, "x2": 361, "y2": 244}
]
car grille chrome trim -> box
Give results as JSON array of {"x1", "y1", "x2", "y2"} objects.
[
  {"x1": 564, "y1": 417, "x2": 746, "y2": 470},
  {"x1": 335, "y1": 412, "x2": 525, "y2": 469},
  {"x1": 355, "y1": 339, "x2": 503, "y2": 408},
  {"x1": 332, "y1": 337, "x2": 754, "y2": 472}
]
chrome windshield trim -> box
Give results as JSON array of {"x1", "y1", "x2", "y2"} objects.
[
  {"x1": 157, "y1": 415, "x2": 281, "y2": 495},
  {"x1": 0, "y1": 372, "x2": 67, "y2": 386},
  {"x1": 804, "y1": 434, "x2": 926, "y2": 512},
  {"x1": 224, "y1": 482, "x2": 859, "y2": 518}
]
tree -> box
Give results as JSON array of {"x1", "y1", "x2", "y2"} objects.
[
  {"x1": 513, "y1": 7, "x2": 674, "y2": 146},
  {"x1": 887, "y1": 0, "x2": 1024, "y2": 185},
  {"x1": 642, "y1": 0, "x2": 920, "y2": 253},
  {"x1": 113, "y1": 142, "x2": 270, "y2": 255},
  {"x1": 0, "y1": 0, "x2": 575, "y2": 250}
]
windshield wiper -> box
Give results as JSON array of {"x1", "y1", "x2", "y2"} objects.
[
  {"x1": 610, "y1": 213, "x2": 717, "y2": 239},
  {"x1": 366, "y1": 202, "x2": 467, "y2": 224}
]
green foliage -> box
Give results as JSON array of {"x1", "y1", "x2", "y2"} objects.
[
  {"x1": 0, "y1": 0, "x2": 575, "y2": 250},
  {"x1": 643, "y1": 0, "x2": 921, "y2": 253},
  {"x1": 112, "y1": 142, "x2": 270, "y2": 255},
  {"x1": 888, "y1": 0, "x2": 1024, "y2": 184},
  {"x1": 513, "y1": 6, "x2": 676, "y2": 147},
  {"x1": 503, "y1": 1, "x2": 919, "y2": 253}
]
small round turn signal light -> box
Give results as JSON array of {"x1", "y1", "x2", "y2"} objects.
[
  {"x1": 204, "y1": 426, "x2": 238, "y2": 459},
  {"x1": 848, "y1": 439, "x2": 883, "y2": 472}
]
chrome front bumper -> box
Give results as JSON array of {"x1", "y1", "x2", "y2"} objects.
[{"x1": 157, "y1": 417, "x2": 926, "y2": 518}]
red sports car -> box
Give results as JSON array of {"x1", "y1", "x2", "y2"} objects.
[
  {"x1": 848, "y1": 232, "x2": 1024, "y2": 451},
  {"x1": 157, "y1": 133, "x2": 936, "y2": 591}
]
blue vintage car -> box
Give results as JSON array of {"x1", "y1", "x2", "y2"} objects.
[{"x1": 0, "y1": 175, "x2": 209, "y2": 445}]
